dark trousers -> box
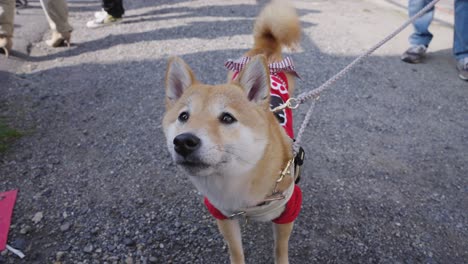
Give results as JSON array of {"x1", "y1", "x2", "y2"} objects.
[{"x1": 103, "y1": 0, "x2": 124, "y2": 18}]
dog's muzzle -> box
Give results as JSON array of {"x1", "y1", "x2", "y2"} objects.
[{"x1": 173, "y1": 133, "x2": 201, "y2": 158}]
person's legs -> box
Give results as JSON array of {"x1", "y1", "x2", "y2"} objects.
[
  {"x1": 408, "y1": 0, "x2": 435, "y2": 47},
  {"x1": 102, "y1": 0, "x2": 124, "y2": 18},
  {"x1": 0, "y1": 0, "x2": 15, "y2": 37},
  {"x1": 454, "y1": 0, "x2": 468, "y2": 80},
  {"x1": 453, "y1": 0, "x2": 468, "y2": 60},
  {"x1": 40, "y1": 0, "x2": 72, "y2": 47},
  {"x1": 40, "y1": 0, "x2": 72, "y2": 33},
  {"x1": 87, "y1": 0, "x2": 124, "y2": 28},
  {"x1": 0, "y1": 0, "x2": 15, "y2": 55},
  {"x1": 402, "y1": 0, "x2": 435, "y2": 63}
]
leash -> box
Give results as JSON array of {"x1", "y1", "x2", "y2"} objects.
[
  {"x1": 271, "y1": 0, "x2": 441, "y2": 155},
  {"x1": 206, "y1": 0, "x2": 440, "y2": 223}
]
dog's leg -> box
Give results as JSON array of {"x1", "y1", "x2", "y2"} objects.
[
  {"x1": 273, "y1": 222, "x2": 294, "y2": 264},
  {"x1": 216, "y1": 219, "x2": 245, "y2": 264}
]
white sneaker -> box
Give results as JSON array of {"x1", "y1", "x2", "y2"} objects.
[
  {"x1": 94, "y1": 9, "x2": 108, "y2": 20},
  {"x1": 86, "y1": 14, "x2": 122, "y2": 29},
  {"x1": 457, "y1": 57, "x2": 468, "y2": 81},
  {"x1": 401, "y1": 44, "x2": 427, "y2": 64}
]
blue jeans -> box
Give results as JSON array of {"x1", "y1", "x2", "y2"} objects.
[
  {"x1": 408, "y1": 0, "x2": 468, "y2": 60},
  {"x1": 453, "y1": 0, "x2": 468, "y2": 60}
]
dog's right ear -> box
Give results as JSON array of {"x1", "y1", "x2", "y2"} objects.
[
  {"x1": 165, "y1": 56, "x2": 197, "y2": 109},
  {"x1": 236, "y1": 55, "x2": 270, "y2": 106}
]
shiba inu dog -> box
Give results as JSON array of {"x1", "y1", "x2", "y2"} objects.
[{"x1": 163, "y1": 1, "x2": 302, "y2": 263}]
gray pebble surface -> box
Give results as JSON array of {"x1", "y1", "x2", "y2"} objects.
[{"x1": 1, "y1": 0, "x2": 467, "y2": 263}]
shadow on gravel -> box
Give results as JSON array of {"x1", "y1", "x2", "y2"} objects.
[
  {"x1": 27, "y1": 3, "x2": 317, "y2": 62},
  {"x1": 124, "y1": 0, "x2": 195, "y2": 10},
  {"x1": 122, "y1": 4, "x2": 319, "y2": 23}
]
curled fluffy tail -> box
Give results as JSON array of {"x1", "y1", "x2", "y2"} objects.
[{"x1": 249, "y1": 0, "x2": 301, "y2": 60}]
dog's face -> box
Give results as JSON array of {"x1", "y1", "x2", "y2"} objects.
[{"x1": 163, "y1": 56, "x2": 272, "y2": 177}]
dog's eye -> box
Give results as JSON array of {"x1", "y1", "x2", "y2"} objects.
[
  {"x1": 178, "y1": 111, "x2": 190, "y2": 122},
  {"x1": 219, "y1": 112, "x2": 237, "y2": 124}
]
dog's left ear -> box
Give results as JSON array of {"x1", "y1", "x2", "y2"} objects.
[
  {"x1": 165, "y1": 56, "x2": 197, "y2": 109},
  {"x1": 236, "y1": 55, "x2": 270, "y2": 105}
]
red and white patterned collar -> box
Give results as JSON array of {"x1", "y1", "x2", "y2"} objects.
[{"x1": 224, "y1": 56, "x2": 299, "y2": 78}]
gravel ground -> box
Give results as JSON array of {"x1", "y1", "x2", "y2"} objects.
[{"x1": 1, "y1": 0, "x2": 467, "y2": 263}]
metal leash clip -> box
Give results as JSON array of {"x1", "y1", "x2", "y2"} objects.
[{"x1": 271, "y1": 98, "x2": 300, "y2": 113}]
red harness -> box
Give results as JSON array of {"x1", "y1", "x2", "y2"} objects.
[
  {"x1": 203, "y1": 57, "x2": 302, "y2": 224},
  {"x1": 204, "y1": 185, "x2": 302, "y2": 224}
]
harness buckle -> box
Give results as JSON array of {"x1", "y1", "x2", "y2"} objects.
[
  {"x1": 276, "y1": 159, "x2": 294, "y2": 183},
  {"x1": 293, "y1": 146, "x2": 305, "y2": 183}
]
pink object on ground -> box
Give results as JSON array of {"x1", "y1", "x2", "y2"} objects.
[{"x1": 0, "y1": 190, "x2": 18, "y2": 251}]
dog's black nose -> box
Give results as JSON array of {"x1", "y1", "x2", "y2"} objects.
[{"x1": 173, "y1": 133, "x2": 201, "y2": 157}]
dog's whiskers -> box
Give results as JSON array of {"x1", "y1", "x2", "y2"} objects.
[{"x1": 211, "y1": 145, "x2": 255, "y2": 165}]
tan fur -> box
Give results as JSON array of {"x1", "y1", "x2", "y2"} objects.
[{"x1": 163, "y1": 1, "x2": 301, "y2": 263}]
